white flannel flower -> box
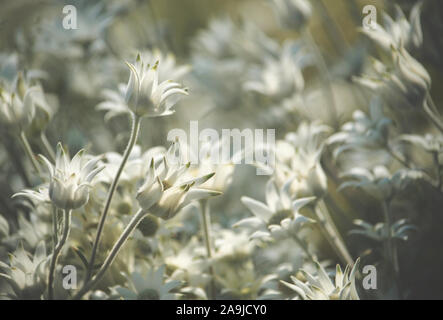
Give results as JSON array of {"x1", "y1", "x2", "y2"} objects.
[
  {"x1": 271, "y1": 0, "x2": 312, "y2": 31},
  {"x1": 398, "y1": 133, "x2": 443, "y2": 155},
  {"x1": 135, "y1": 49, "x2": 191, "y2": 83},
  {"x1": 328, "y1": 96, "x2": 392, "y2": 158},
  {"x1": 350, "y1": 219, "x2": 417, "y2": 242},
  {"x1": 339, "y1": 166, "x2": 424, "y2": 201},
  {"x1": 97, "y1": 55, "x2": 188, "y2": 119},
  {"x1": 115, "y1": 265, "x2": 181, "y2": 300},
  {"x1": 354, "y1": 47, "x2": 431, "y2": 110},
  {"x1": 180, "y1": 138, "x2": 236, "y2": 193},
  {"x1": 274, "y1": 122, "x2": 330, "y2": 198},
  {"x1": 361, "y1": 2, "x2": 423, "y2": 52},
  {"x1": 0, "y1": 83, "x2": 36, "y2": 133},
  {"x1": 15, "y1": 143, "x2": 104, "y2": 210},
  {"x1": 235, "y1": 179, "x2": 315, "y2": 241},
  {"x1": 0, "y1": 241, "x2": 48, "y2": 300},
  {"x1": 136, "y1": 141, "x2": 221, "y2": 220},
  {"x1": 282, "y1": 259, "x2": 360, "y2": 300},
  {"x1": 245, "y1": 41, "x2": 307, "y2": 99}
]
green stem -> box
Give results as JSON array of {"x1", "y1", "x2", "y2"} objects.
[
  {"x1": 48, "y1": 209, "x2": 72, "y2": 300},
  {"x1": 86, "y1": 114, "x2": 141, "y2": 281},
  {"x1": 73, "y1": 209, "x2": 146, "y2": 300},
  {"x1": 381, "y1": 200, "x2": 401, "y2": 298},
  {"x1": 200, "y1": 199, "x2": 216, "y2": 299},
  {"x1": 40, "y1": 131, "x2": 56, "y2": 162},
  {"x1": 315, "y1": 199, "x2": 353, "y2": 265},
  {"x1": 291, "y1": 234, "x2": 316, "y2": 264},
  {"x1": 19, "y1": 131, "x2": 40, "y2": 174},
  {"x1": 424, "y1": 95, "x2": 443, "y2": 134},
  {"x1": 52, "y1": 206, "x2": 59, "y2": 245},
  {"x1": 303, "y1": 29, "x2": 339, "y2": 129}
]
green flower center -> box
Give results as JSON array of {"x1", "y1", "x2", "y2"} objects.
[
  {"x1": 268, "y1": 210, "x2": 292, "y2": 226},
  {"x1": 137, "y1": 288, "x2": 160, "y2": 300}
]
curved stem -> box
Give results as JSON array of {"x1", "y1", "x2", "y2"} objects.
[
  {"x1": 73, "y1": 209, "x2": 146, "y2": 300},
  {"x1": 386, "y1": 145, "x2": 412, "y2": 169},
  {"x1": 40, "y1": 131, "x2": 56, "y2": 162},
  {"x1": 424, "y1": 96, "x2": 443, "y2": 134},
  {"x1": 86, "y1": 114, "x2": 141, "y2": 281},
  {"x1": 19, "y1": 131, "x2": 40, "y2": 173},
  {"x1": 315, "y1": 199, "x2": 353, "y2": 265},
  {"x1": 291, "y1": 234, "x2": 316, "y2": 264},
  {"x1": 200, "y1": 199, "x2": 216, "y2": 299},
  {"x1": 48, "y1": 209, "x2": 72, "y2": 300},
  {"x1": 303, "y1": 29, "x2": 339, "y2": 129},
  {"x1": 381, "y1": 200, "x2": 401, "y2": 298},
  {"x1": 52, "y1": 206, "x2": 59, "y2": 245}
]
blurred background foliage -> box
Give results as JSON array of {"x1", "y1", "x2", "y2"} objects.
[{"x1": 1, "y1": 0, "x2": 443, "y2": 299}]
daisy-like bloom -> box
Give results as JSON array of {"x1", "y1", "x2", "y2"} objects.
[
  {"x1": 282, "y1": 259, "x2": 360, "y2": 300},
  {"x1": 244, "y1": 41, "x2": 307, "y2": 99},
  {"x1": 328, "y1": 96, "x2": 393, "y2": 158},
  {"x1": 0, "y1": 241, "x2": 48, "y2": 300},
  {"x1": 339, "y1": 165, "x2": 424, "y2": 202},
  {"x1": 115, "y1": 265, "x2": 181, "y2": 300},
  {"x1": 165, "y1": 237, "x2": 210, "y2": 299},
  {"x1": 354, "y1": 47, "x2": 431, "y2": 111},
  {"x1": 0, "y1": 80, "x2": 36, "y2": 133},
  {"x1": 350, "y1": 218, "x2": 417, "y2": 243},
  {"x1": 97, "y1": 55, "x2": 188, "y2": 120},
  {"x1": 136, "y1": 141, "x2": 222, "y2": 220},
  {"x1": 273, "y1": 122, "x2": 330, "y2": 198},
  {"x1": 270, "y1": 0, "x2": 312, "y2": 31},
  {"x1": 361, "y1": 2, "x2": 423, "y2": 52},
  {"x1": 180, "y1": 138, "x2": 236, "y2": 193},
  {"x1": 235, "y1": 179, "x2": 315, "y2": 241},
  {"x1": 16, "y1": 143, "x2": 104, "y2": 210},
  {"x1": 135, "y1": 49, "x2": 191, "y2": 83}
]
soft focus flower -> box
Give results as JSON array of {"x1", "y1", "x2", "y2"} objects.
[
  {"x1": 115, "y1": 265, "x2": 181, "y2": 300},
  {"x1": 328, "y1": 96, "x2": 392, "y2": 157},
  {"x1": 282, "y1": 259, "x2": 360, "y2": 300},
  {"x1": 235, "y1": 179, "x2": 315, "y2": 241},
  {"x1": 0, "y1": 242, "x2": 48, "y2": 299},
  {"x1": 0, "y1": 81, "x2": 36, "y2": 132},
  {"x1": 274, "y1": 122, "x2": 330, "y2": 198},
  {"x1": 245, "y1": 41, "x2": 307, "y2": 99},
  {"x1": 271, "y1": 0, "x2": 312, "y2": 31},
  {"x1": 350, "y1": 219, "x2": 417, "y2": 242},
  {"x1": 339, "y1": 166, "x2": 424, "y2": 201},
  {"x1": 354, "y1": 47, "x2": 431, "y2": 110},
  {"x1": 361, "y1": 2, "x2": 423, "y2": 52}
]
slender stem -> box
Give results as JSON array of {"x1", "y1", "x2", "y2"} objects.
[
  {"x1": 386, "y1": 146, "x2": 412, "y2": 169},
  {"x1": 291, "y1": 234, "x2": 316, "y2": 264},
  {"x1": 48, "y1": 209, "x2": 72, "y2": 300},
  {"x1": 73, "y1": 209, "x2": 146, "y2": 300},
  {"x1": 86, "y1": 114, "x2": 141, "y2": 281},
  {"x1": 381, "y1": 200, "x2": 401, "y2": 298},
  {"x1": 317, "y1": 0, "x2": 348, "y2": 55},
  {"x1": 40, "y1": 131, "x2": 56, "y2": 162},
  {"x1": 19, "y1": 131, "x2": 40, "y2": 173},
  {"x1": 315, "y1": 199, "x2": 353, "y2": 265},
  {"x1": 52, "y1": 206, "x2": 59, "y2": 245},
  {"x1": 303, "y1": 29, "x2": 339, "y2": 129},
  {"x1": 433, "y1": 151, "x2": 442, "y2": 189},
  {"x1": 424, "y1": 96, "x2": 443, "y2": 134},
  {"x1": 200, "y1": 199, "x2": 216, "y2": 299}
]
